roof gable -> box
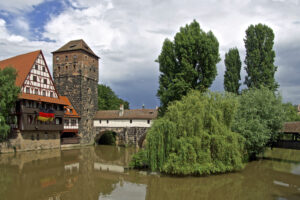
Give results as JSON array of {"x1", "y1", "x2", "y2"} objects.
[
  {"x1": 0, "y1": 50, "x2": 41, "y2": 87},
  {"x1": 52, "y1": 39, "x2": 99, "y2": 58}
]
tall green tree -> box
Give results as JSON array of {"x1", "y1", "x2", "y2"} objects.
[
  {"x1": 244, "y1": 23, "x2": 278, "y2": 91},
  {"x1": 232, "y1": 87, "x2": 285, "y2": 159},
  {"x1": 224, "y1": 48, "x2": 241, "y2": 94},
  {"x1": 98, "y1": 84, "x2": 129, "y2": 110},
  {"x1": 157, "y1": 20, "x2": 221, "y2": 114},
  {"x1": 0, "y1": 67, "x2": 20, "y2": 140}
]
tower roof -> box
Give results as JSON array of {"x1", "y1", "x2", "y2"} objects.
[
  {"x1": 0, "y1": 50, "x2": 41, "y2": 87},
  {"x1": 52, "y1": 39, "x2": 99, "y2": 59}
]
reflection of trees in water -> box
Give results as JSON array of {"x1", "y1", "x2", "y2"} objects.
[{"x1": 145, "y1": 159, "x2": 300, "y2": 200}]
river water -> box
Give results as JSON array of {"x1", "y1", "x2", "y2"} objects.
[{"x1": 0, "y1": 146, "x2": 299, "y2": 200}]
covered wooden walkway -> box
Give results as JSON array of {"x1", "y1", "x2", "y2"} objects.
[{"x1": 273, "y1": 122, "x2": 300, "y2": 150}]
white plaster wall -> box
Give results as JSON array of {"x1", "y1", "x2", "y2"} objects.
[{"x1": 93, "y1": 119, "x2": 153, "y2": 128}]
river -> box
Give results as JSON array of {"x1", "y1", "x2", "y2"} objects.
[{"x1": 0, "y1": 146, "x2": 299, "y2": 200}]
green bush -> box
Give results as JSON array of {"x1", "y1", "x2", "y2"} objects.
[
  {"x1": 232, "y1": 88, "x2": 285, "y2": 159},
  {"x1": 283, "y1": 102, "x2": 300, "y2": 122},
  {"x1": 139, "y1": 91, "x2": 245, "y2": 175},
  {"x1": 129, "y1": 149, "x2": 148, "y2": 169}
]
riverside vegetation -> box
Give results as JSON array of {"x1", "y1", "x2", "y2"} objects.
[{"x1": 130, "y1": 88, "x2": 286, "y2": 175}]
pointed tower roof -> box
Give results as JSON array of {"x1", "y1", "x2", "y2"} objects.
[
  {"x1": 52, "y1": 39, "x2": 99, "y2": 59},
  {"x1": 0, "y1": 50, "x2": 41, "y2": 87}
]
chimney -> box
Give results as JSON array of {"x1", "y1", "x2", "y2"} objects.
[{"x1": 119, "y1": 104, "x2": 124, "y2": 116}]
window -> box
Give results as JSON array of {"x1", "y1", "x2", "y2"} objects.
[
  {"x1": 42, "y1": 67, "x2": 45, "y2": 72},
  {"x1": 58, "y1": 66, "x2": 60, "y2": 72},
  {"x1": 65, "y1": 56, "x2": 68, "y2": 61},
  {"x1": 55, "y1": 117, "x2": 62, "y2": 125},
  {"x1": 42, "y1": 91, "x2": 46, "y2": 96},
  {"x1": 147, "y1": 120, "x2": 150, "y2": 124},
  {"x1": 50, "y1": 92, "x2": 53, "y2": 98},
  {"x1": 35, "y1": 65, "x2": 38, "y2": 70},
  {"x1": 64, "y1": 119, "x2": 69, "y2": 126},
  {"x1": 130, "y1": 120, "x2": 132, "y2": 124},
  {"x1": 26, "y1": 87, "x2": 30, "y2": 94},
  {"x1": 99, "y1": 120, "x2": 101, "y2": 124},
  {"x1": 56, "y1": 56, "x2": 59, "y2": 62},
  {"x1": 70, "y1": 109, "x2": 73, "y2": 113},
  {"x1": 34, "y1": 89, "x2": 38, "y2": 95},
  {"x1": 43, "y1": 79, "x2": 47, "y2": 84},
  {"x1": 33, "y1": 76, "x2": 37, "y2": 82},
  {"x1": 107, "y1": 120, "x2": 109, "y2": 124},
  {"x1": 73, "y1": 55, "x2": 77, "y2": 61},
  {"x1": 37, "y1": 134, "x2": 39, "y2": 141},
  {"x1": 27, "y1": 115, "x2": 33, "y2": 124},
  {"x1": 71, "y1": 120, "x2": 76, "y2": 126}
]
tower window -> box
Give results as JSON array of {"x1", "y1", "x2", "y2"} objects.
[
  {"x1": 73, "y1": 55, "x2": 77, "y2": 61},
  {"x1": 65, "y1": 56, "x2": 68, "y2": 61}
]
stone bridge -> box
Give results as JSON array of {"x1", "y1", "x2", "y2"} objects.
[{"x1": 94, "y1": 127, "x2": 148, "y2": 148}]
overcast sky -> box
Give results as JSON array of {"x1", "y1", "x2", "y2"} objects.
[{"x1": 0, "y1": 0, "x2": 300, "y2": 109}]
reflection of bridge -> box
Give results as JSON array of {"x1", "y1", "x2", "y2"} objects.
[{"x1": 274, "y1": 122, "x2": 300, "y2": 150}]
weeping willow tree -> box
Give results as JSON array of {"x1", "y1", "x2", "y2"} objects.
[{"x1": 131, "y1": 90, "x2": 245, "y2": 175}]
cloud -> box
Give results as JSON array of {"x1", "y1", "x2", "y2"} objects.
[
  {"x1": 1, "y1": 0, "x2": 300, "y2": 108},
  {"x1": 0, "y1": 0, "x2": 45, "y2": 13}
]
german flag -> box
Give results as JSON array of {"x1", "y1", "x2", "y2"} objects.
[{"x1": 38, "y1": 109, "x2": 54, "y2": 122}]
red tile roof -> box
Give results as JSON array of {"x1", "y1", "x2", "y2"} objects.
[
  {"x1": 0, "y1": 50, "x2": 41, "y2": 87},
  {"x1": 60, "y1": 96, "x2": 80, "y2": 118},
  {"x1": 19, "y1": 93, "x2": 67, "y2": 105},
  {"x1": 94, "y1": 109, "x2": 158, "y2": 120}
]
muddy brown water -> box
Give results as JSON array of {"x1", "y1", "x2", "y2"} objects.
[{"x1": 0, "y1": 146, "x2": 299, "y2": 200}]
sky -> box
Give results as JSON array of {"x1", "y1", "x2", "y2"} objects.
[{"x1": 0, "y1": 0, "x2": 300, "y2": 109}]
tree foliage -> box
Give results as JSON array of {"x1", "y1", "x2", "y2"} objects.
[
  {"x1": 244, "y1": 23, "x2": 278, "y2": 91},
  {"x1": 232, "y1": 88, "x2": 285, "y2": 159},
  {"x1": 98, "y1": 84, "x2": 129, "y2": 110},
  {"x1": 224, "y1": 48, "x2": 241, "y2": 94},
  {"x1": 157, "y1": 20, "x2": 221, "y2": 114},
  {"x1": 283, "y1": 102, "x2": 300, "y2": 122},
  {"x1": 132, "y1": 90, "x2": 245, "y2": 175},
  {"x1": 0, "y1": 67, "x2": 20, "y2": 140}
]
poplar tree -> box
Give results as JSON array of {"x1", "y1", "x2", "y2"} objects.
[
  {"x1": 244, "y1": 24, "x2": 278, "y2": 91},
  {"x1": 224, "y1": 48, "x2": 241, "y2": 94},
  {"x1": 157, "y1": 20, "x2": 220, "y2": 114}
]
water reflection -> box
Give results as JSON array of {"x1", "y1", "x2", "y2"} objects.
[{"x1": 0, "y1": 146, "x2": 299, "y2": 200}]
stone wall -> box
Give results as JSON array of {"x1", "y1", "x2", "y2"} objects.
[
  {"x1": 53, "y1": 49, "x2": 99, "y2": 145},
  {"x1": 94, "y1": 127, "x2": 148, "y2": 148},
  {"x1": 0, "y1": 130, "x2": 60, "y2": 153}
]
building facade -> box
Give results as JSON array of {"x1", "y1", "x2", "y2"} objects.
[
  {"x1": 60, "y1": 96, "x2": 80, "y2": 145},
  {"x1": 0, "y1": 50, "x2": 67, "y2": 152},
  {"x1": 52, "y1": 40, "x2": 99, "y2": 144}
]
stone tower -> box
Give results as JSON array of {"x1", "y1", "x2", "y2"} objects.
[{"x1": 52, "y1": 39, "x2": 99, "y2": 144}]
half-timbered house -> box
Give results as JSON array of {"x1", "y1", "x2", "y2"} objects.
[{"x1": 0, "y1": 50, "x2": 67, "y2": 152}]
